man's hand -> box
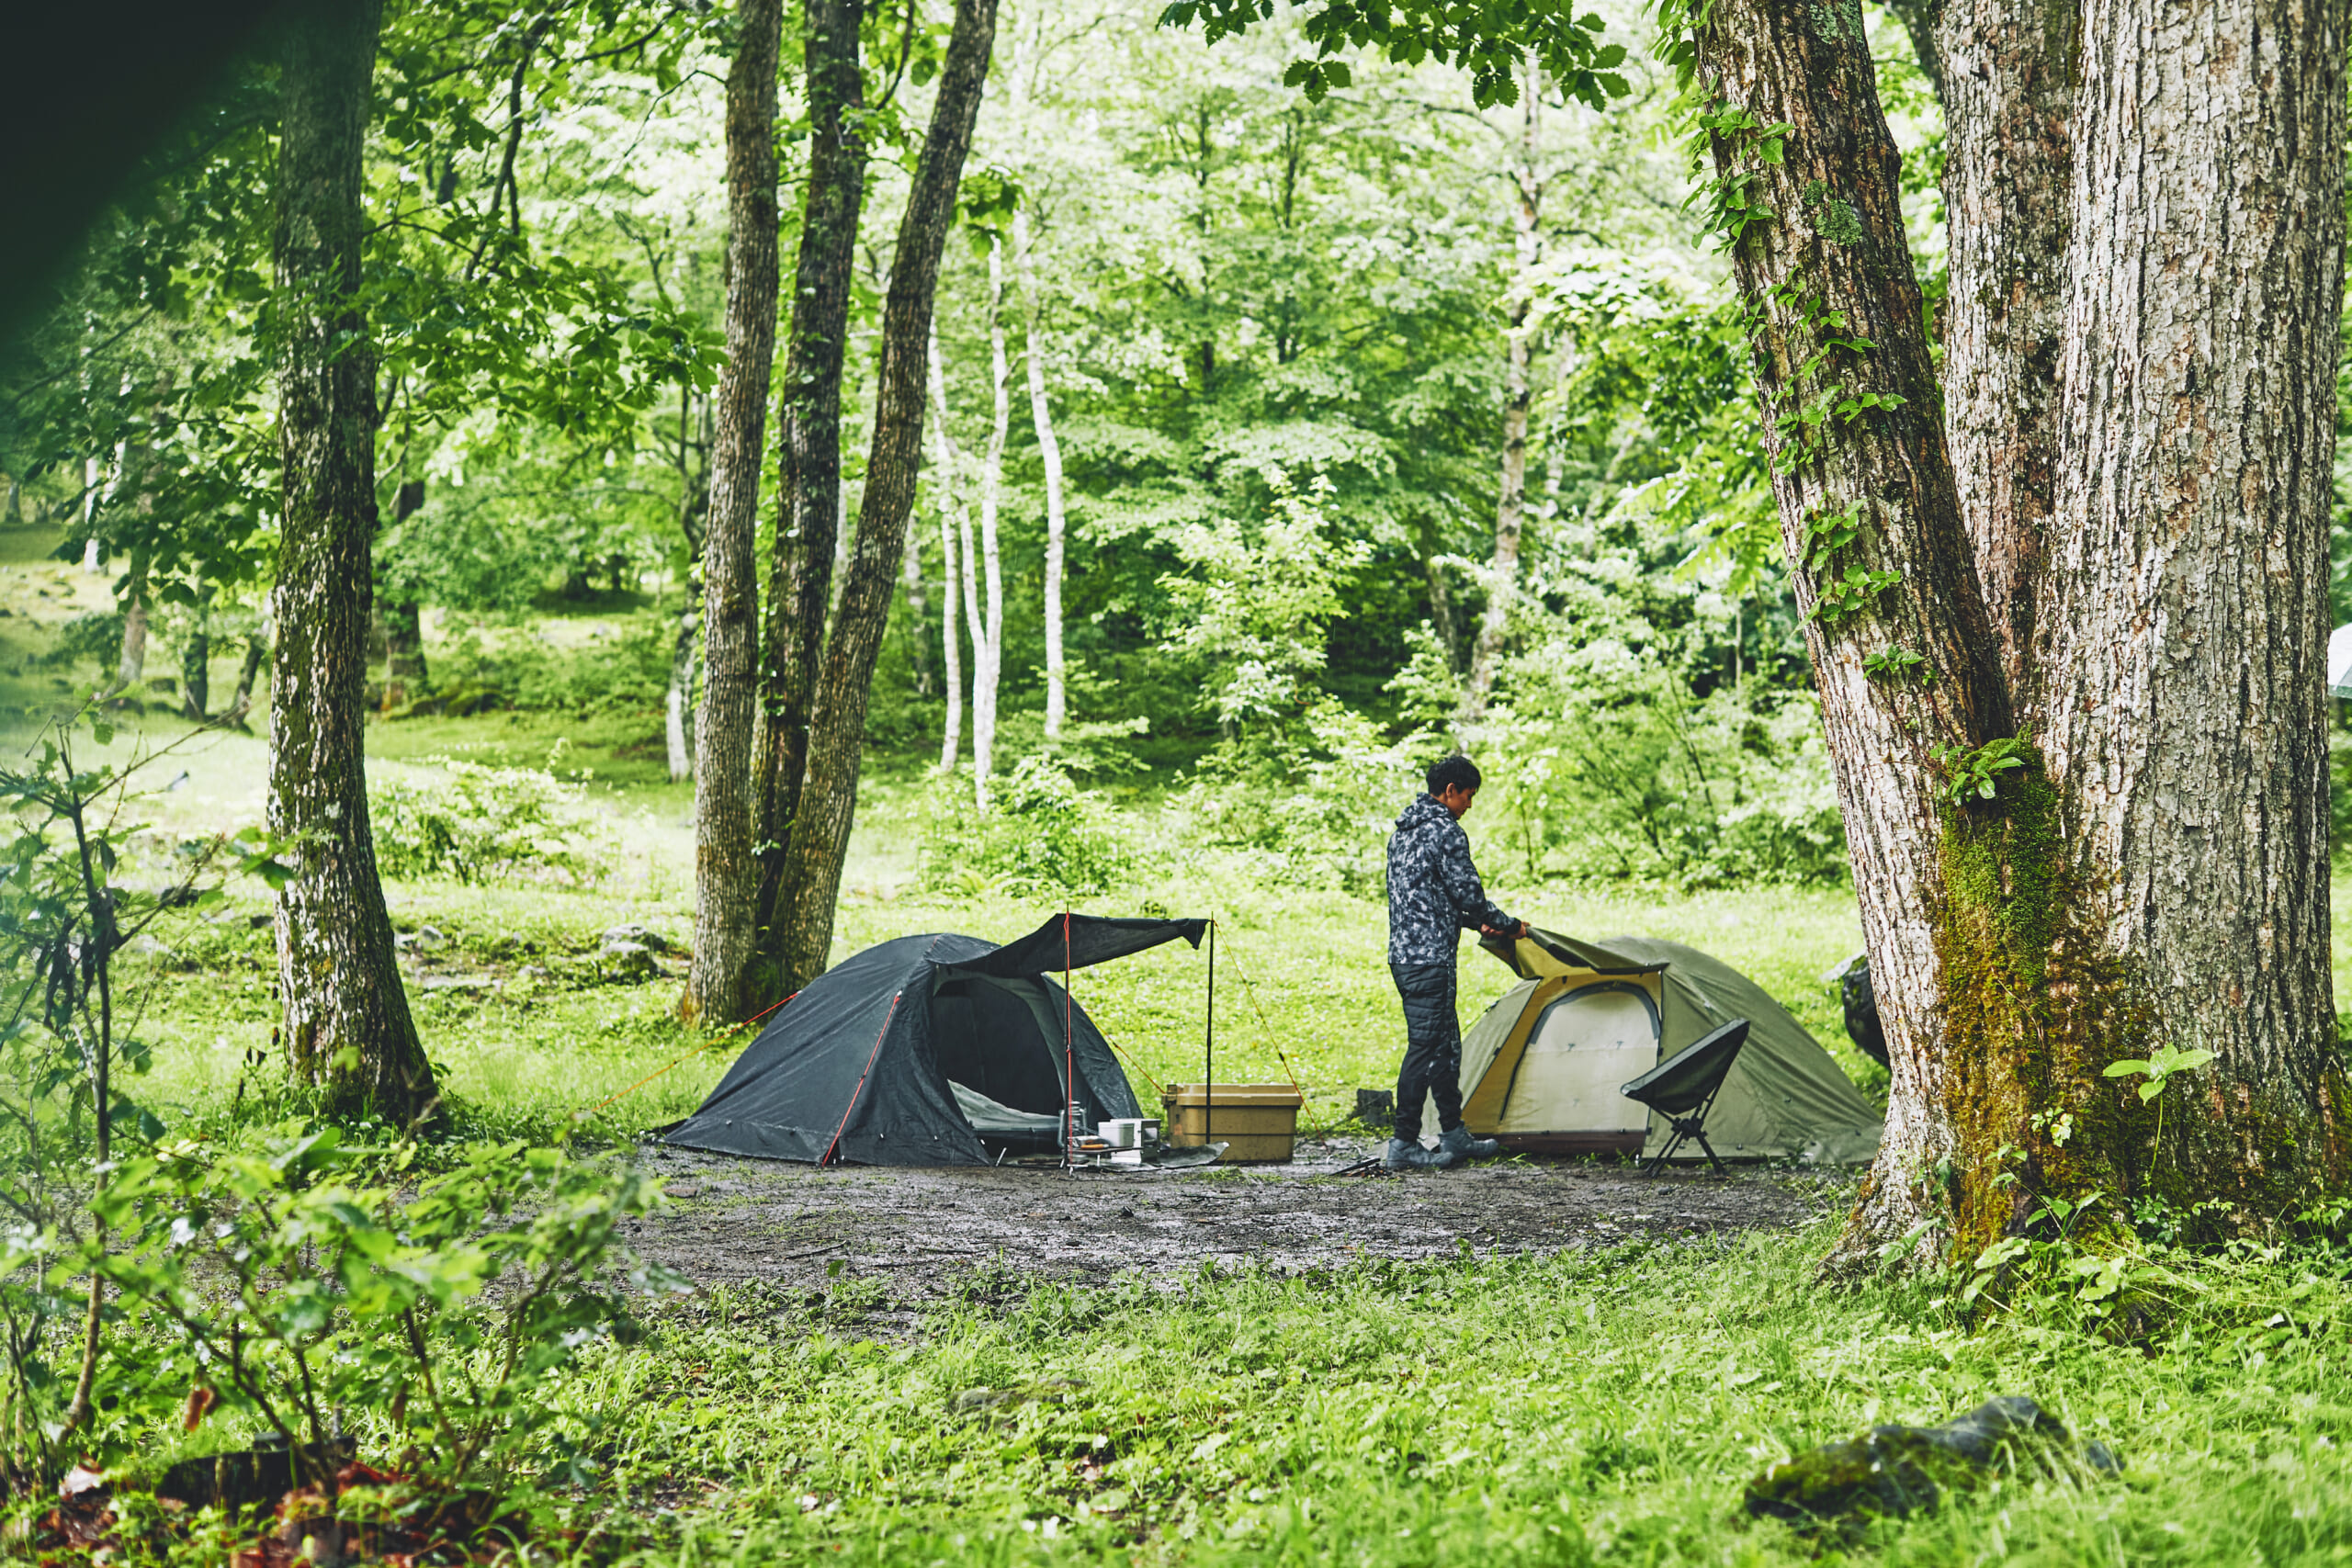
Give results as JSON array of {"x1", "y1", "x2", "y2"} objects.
[{"x1": 1482, "y1": 920, "x2": 1529, "y2": 941}]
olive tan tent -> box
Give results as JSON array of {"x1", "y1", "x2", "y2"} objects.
[{"x1": 1419, "y1": 926, "x2": 1883, "y2": 1164}]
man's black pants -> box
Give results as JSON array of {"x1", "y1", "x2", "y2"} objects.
[{"x1": 1390, "y1": 961, "x2": 1462, "y2": 1143}]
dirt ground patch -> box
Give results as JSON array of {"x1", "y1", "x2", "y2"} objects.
[{"x1": 630, "y1": 1134, "x2": 1842, "y2": 1315}]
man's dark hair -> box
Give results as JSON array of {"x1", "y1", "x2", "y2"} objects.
[{"x1": 1427, "y1": 754, "x2": 1482, "y2": 796}]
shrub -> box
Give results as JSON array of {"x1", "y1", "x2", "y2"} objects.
[
  {"x1": 423, "y1": 616, "x2": 671, "y2": 717},
  {"x1": 919, "y1": 754, "x2": 1143, "y2": 897},
  {"x1": 370, "y1": 750, "x2": 613, "y2": 885},
  {"x1": 1180, "y1": 699, "x2": 1434, "y2": 896},
  {"x1": 92, "y1": 1131, "x2": 677, "y2": 1492}
]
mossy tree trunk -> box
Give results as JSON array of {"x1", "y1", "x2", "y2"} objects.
[
  {"x1": 750, "y1": 0, "x2": 867, "y2": 1010},
  {"x1": 2036, "y1": 0, "x2": 2346, "y2": 1214},
  {"x1": 765, "y1": 0, "x2": 999, "y2": 994},
  {"x1": 270, "y1": 0, "x2": 437, "y2": 1129},
  {"x1": 1689, "y1": 0, "x2": 2020, "y2": 1269},
  {"x1": 684, "y1": 0, "x2": 785, "y2": 1025},
  {"x1": 1690, "y1": 0, "x2": 2347, "y2": 1272}
]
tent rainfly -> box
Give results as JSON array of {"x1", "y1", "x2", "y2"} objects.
[
  {"x1": 1419, "y1": 927, "x2": 1883, "y2": 1165},
  {"x1": 662, "y1": 915, "x2": 1205, "y2": 1167}
]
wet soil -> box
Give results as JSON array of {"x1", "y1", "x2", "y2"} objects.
[{"x1": 630, "y1": 1134, "x2": 1839, "y2": 1314}]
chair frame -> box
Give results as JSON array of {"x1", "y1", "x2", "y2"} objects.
[{"x1": 1620, "y1": 1019, "x2": 1750, "y2": 1177}]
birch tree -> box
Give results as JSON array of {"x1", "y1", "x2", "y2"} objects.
[
  {"x1": 1012, "y1": 207, "x2": 1069, "y2": 743},
  {"x1": 927, "y1": 328, "x2": 968, "y2": 770},
  {"x1": 1459, "y1": 63, "x2": 1546, "y2": 726}
]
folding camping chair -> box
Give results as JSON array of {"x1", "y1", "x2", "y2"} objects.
[{"x1": 1619, "y1": 1018, "x2": 1751, "y2": 1176}]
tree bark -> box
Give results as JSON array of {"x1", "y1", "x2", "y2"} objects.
[
  {"x1": 226, "y1": 626, "x2": 269, "y2": 729},
  {"x1": 769, "y1": 0, "x2": 1000, "y2": 992},
  {"x1": 1883, "y1": 0, "x2": 1943, "y2": 100},
  {"x1": 1013, "y1": 209, "x2": 1069, "y2": 741},
  {"x1": 2035, "y1": 0, "x2": 2346, "y2": 1213},
  {"x1": 967, "y1": 238, "x2": 1012, "y2": 811},
  {"x1": 108, "y1": 594, "x2": 149, "y2": 701},
  {"x1": 381, "y1": 477, "x2": 427, "y2": 708},
  {"x1": 666, "y1": 598, "x2": 699, "y2": 783},
  {"x1": 684, "y1": 0, "x2": 785, "y2": 1026},
  {"x1": 930, "y1": 332, "x2": 967, "y2": 771},
  {"x1": 1687, "y1": 0, "x2": 2017, "y2": 1269},
  {"x1": 181, "y1": 583, "x2": 212, "y2": 720},
  {"x1": 899, "y1": 520, "x2": 933, "y2": 699},
  {"x1": 750, "y1": 0, "x2": 867, "y2": 1006},
  {"x1": 269, "y1": 0, "x2": 436, "y2": 1130},
  {"x1": 1460, "y1": 82, "x2": 1543, "y2": 727},
  {"x1": 1937, "y1": 0, "x2": 2072, "y2": 704}
]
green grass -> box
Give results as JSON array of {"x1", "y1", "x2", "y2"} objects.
[{"x1": 540, "y1": 1222, "x2": 2352, "y2": 1565}]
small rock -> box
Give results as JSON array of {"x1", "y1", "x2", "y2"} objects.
[
  {"x1": 602, "y1": 922, "x2": 677, "y2": 954},
  {"x1": 599, "y1": 940, "x2": 662, "y2": 980},
  {"x1": 1747, "y1": 1395, "x2": 2118, "y2": 1526},
  {"x1": 420, "y1": 975, "x2": 494, "y2": 993},
  {"x1": 394, "y1": 926, "x2": 447, "y2": 953}
]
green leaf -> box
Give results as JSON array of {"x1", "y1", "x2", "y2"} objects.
[{"x1": 2102, "y1": 1059, "x2": 2152, "y2": 1078}]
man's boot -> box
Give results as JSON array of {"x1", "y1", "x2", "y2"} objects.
[
  {"x1": 1385, "y1": 1136, "x2": 1464, "y2": 1171},
  {"x1": 1438, "y1": 1123, "x2": 1503, "y2": 1161}
]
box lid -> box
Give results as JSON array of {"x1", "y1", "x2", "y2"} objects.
[{"x1": 1162, "y1": 1082, "x2": 1305, "y2": 1109}]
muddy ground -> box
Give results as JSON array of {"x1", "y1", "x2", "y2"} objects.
[{"x1": 630, "y1": 1133, "x2": 1842, "y2": 1322}]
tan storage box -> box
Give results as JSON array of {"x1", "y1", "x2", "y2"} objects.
[{"x1": 1162, "y1": 1082, "x2": 1304, "y2": 1163}]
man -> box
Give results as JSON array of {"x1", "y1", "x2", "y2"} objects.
[{"x1": 1385, "y1": 753, "x2": 1527, "y2": 1172}]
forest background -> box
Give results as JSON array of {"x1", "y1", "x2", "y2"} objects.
[{"x1": 7, "y1": 0, "x2": 2352, "y2": 1558}]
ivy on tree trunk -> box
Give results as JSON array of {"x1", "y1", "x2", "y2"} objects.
[{"x1": 1681, "y1": 0, "x2": 2348, "y2": 1272}]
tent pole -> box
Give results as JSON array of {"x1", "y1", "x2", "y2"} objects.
[
  {"x1": 1064, "y1": 908, "x2": 1075, "y2": 1176},
  {"x1": 1204, "y1": 917, "x2": 1215, "y2": 1155}
]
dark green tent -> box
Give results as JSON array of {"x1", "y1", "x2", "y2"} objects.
[{"x1": 663, "y1": 915, "x2": 1205, "y2": 1166}]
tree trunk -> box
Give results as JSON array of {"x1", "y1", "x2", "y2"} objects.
[
  {"x1": 269, "y1": 0, "x2": 436, "y2": 1130},
  {"x1": 1012, "y1": 209, "x2": 1069, "y2": 742},
  {"x1": 1460, "y1": 84, "x2": 1542, "y2": 728},
  {"x1": 380, "y1": 478, "x2": 427, "y2": 708},
  {"x1": 683, "y1": 0, "x2": 785, "y2": 1026},
  {"x1": 899, "y1": 520, "x2": 933, "y2": 699},
  {"x1": 930, "y1": 333, "x2": 967, "y2": 771},
  {"x1": 1882, "y1": 0, "x2": 1942, "y2": 99},
  {"x1": 1686, "y1": 0, "x2": 2017, "y2": 1269},
  {"x1": 226, "y1": 626, "x2": 269, "y2": 729},
  {"x1": 666, "y1": 598, "x2": 699, "y2": 783},
  {"x1": 108, "y1": 593, "x2": 148, "y2": 700},
  {"x1": 968, "y1": 238, "x2": 1012, "y2": 811},
  {"x1": 2032, "y1": 0, "x2": 2346, "y2": 1216},
  {"x1": 181, "y1": 583, "x2": 212, "y2": 720},
  {"x1": 749, "y1": 0, "x2": 867, "y2": 1007},
  {"x1": 768, "y1": 0, "x2": 999, "y2": 992},
  {"x1": 1419, "y1": 523, "x2": 1463, "y2": 675},
  {"x1": 1937, "y1": 0, "x2": 2072, "y2": 704}
]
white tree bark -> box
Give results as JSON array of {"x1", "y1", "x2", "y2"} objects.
[
  {"x1": 1460, "y1": 76, "x2": 1543, "y2": 727},
  {"x1": 1012, "y1": 208, "x2": 1069, "y2": 742},
  {"x1": 965, "y1": 239, "x2": 1012, "y2": 812},
  {"x1": 664, "y1": 597, "x2": 698, "y2": 784},
  {"x1": 927, "y1": 325, "x2": 967, "y2": 772}
]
